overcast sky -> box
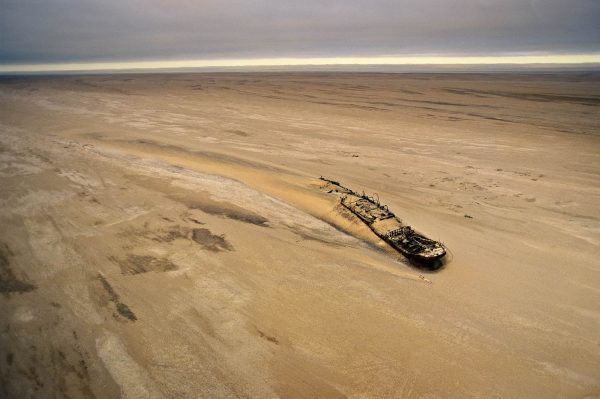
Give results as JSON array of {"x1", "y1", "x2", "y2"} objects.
[{"x1": 1, "y1": 0, "x2": 599, "y2": 65}]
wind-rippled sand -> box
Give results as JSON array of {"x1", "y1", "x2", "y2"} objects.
[{"x1": 0, "y1": 72, "x2": 599, "y2": 398}]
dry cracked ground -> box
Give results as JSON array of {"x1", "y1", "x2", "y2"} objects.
[{"x1": 0, "y1": 73, "x2": 599, "y2": 398}]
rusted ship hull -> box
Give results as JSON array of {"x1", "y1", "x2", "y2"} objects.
[{"x1": 320, "y1": 177, "x2": 446, "y2": 265}]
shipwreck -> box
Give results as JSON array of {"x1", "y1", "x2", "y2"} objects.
[{"x1": 319, "y1": 177, "x2": 446, "y2": 266}]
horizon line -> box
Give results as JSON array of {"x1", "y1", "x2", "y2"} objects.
[{"x1": 1, "y1": 54, "x2": 600, "y2": 73}]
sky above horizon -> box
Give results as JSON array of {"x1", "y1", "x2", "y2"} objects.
[{"x1": 1, "y1": 0, "x2": 599, "y2": 69}]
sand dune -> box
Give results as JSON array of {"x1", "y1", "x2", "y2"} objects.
[{"x1": 1, "y1": 72, "x2": 599, "y2": 398}]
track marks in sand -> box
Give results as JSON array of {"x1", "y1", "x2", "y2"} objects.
[
  {"x1": 46, "y1": 331, "x2": 95, "y2": 399},
  {"x1": 109, "y1": 255, "x2": 178, "y2": 275},
  {"x1": 97, "y1": 274, "x2": 137, "y2": 321},
  {"x1": 117, "y1": 221, "x2": 234, "y2": 257},
  {"x1": 1, "y1": 329, "x2": 98, "y2": 398},
  {"x1": 191, "y1": 228, "x2": 234, "y2": 252},
  {"x1": 256, "y1": 329, "x2": 279, "y2": 345},
  {"x1": 0, "y1": 243, "x2": 36, "y2": 296}
]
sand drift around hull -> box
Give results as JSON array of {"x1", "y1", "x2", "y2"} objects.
[{"x1": 320, "y1": 177, "x2": 447, "y2": 268}]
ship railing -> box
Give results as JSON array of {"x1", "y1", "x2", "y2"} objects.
[{"x1": 385, "y1": 228, "x2": 404, "y2": 238}]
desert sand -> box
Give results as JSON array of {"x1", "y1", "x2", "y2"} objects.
[{"x1": 0, "y1": 72, "x2": 599, "y2": 398}]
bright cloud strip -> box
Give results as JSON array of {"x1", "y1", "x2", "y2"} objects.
[{"x1": 2, "y1": 54, "x2": 599, "y2": 73}]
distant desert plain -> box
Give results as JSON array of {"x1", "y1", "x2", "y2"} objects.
[{"x1": 1, "y1": 72, "x2": 599, "y2": 398}]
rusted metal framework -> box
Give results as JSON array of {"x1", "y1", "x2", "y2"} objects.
[{"x1": 320, "y1": 177, "x2": 446, "y2": 266}]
